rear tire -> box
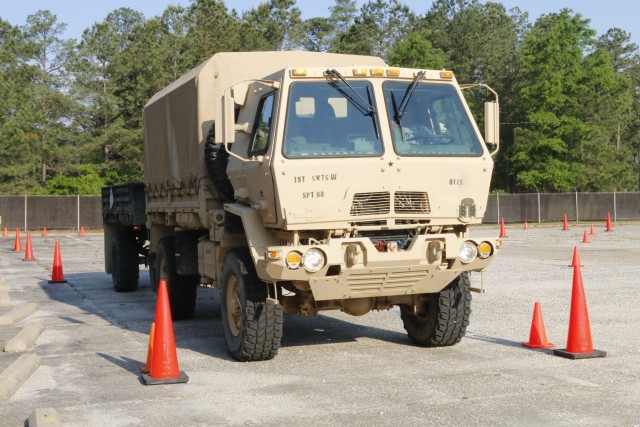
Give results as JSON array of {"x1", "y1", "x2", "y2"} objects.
[
  {"x1": 221, "y1": 249, "x2": 283, "y2": 361},
  {"x1": 156, "y1": 237, "x2": 198, "y2": 320},
  {"x1": 111, "y1": 229, "x2": 139, "y2": 292},
  {"x1": 400, "y1": 272, "x2": 472, "y2": 347}
]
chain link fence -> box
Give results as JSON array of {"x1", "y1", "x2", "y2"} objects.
[
  {"x1": 484, "y1": 192, "x2": 640, "y2": 223},
  {"x1": 1, "y1": 192, "x2": 639, "y2": 230},
  {"x1": 0, "y1": 195, "x2": 102, "y2": 230}
]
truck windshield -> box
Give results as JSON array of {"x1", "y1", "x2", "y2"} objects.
[
  {"x1": 283, "y1": 81, "x2": 382, "y2": 158},
  {"x1": 383, "y1": 81, "x2": 483, "y2": 156}
]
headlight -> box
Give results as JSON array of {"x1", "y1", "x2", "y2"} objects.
[
  {"x1": 478, "y1": 242, "x2": 492, "y2": 259},
  {"x1": 459, "y1": 241, "x2": 478, "y2": 264},
  {"x1": 302, "y1": 248, "x2": 326, "y2": 272}
]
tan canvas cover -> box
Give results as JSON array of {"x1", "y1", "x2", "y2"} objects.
[{"x1": 143, "y1": 51, "x2": 386, "y2": 185}]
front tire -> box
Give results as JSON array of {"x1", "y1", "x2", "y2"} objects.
[
  {"x1": 156, "y1": 237, "x2": 198, "y2": 320},
  {"x1": 400, "y1": 272, "x2": 472, "y2": 347},
  {"x1": 221, "y1": 249, "x2": 283, "y2": 361},
  {"x1": 111, "y1": 229, "x2": 139, "y2": 292}
]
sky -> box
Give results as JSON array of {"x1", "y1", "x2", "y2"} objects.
[{"x1": 1, "y1": 0, "x2": 638, "y2": 47}]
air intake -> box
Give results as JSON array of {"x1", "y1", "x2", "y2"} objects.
[
  {"x1": 350, "y1": 192, "x2": 390, "y2": 216},
  {"x1": 394, "y1": 191, "x2": 430, "y2": 214}
]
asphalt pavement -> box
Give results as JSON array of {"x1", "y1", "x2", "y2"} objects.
[{"x1": 0, "y1": 223, "x2": 639, "y2": 426}]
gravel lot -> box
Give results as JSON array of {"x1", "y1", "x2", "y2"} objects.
[{"x1": 1, "y1": 223, "x2": 639, "y2": 426}]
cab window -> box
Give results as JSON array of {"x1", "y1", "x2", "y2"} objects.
[
  {"x1": 249, "y1": 93, "x2": 275, "y2": 155},
  {"x1": 283, "y1": 81, "x2": 382, "y2": 158},
  {"x1": 383, "y1": 81, "x2": 483, "y2": 156}
]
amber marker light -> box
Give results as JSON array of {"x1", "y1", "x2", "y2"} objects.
[
  {"x1": 478, "y1": 242, "x2": 492, "y2": 259},
  {"x1": 370, "y1": 68, "x2": 385, "y2": 76},
  {"x1": 267, "y1": 250, "x2": 281, "y2": 260},
  {"x1": 285, "y1": 251, "x2": 302, "y2": 269},
  {"x1": 386, "y1": 69, "x2": 400, "y2": 76},
  {"x1": 291, "y1": 68, "x2": 307, "y2": 77},
  {"x1": 352, "y1": 68, "x2": 367, "y2": 76},
  {"x1": 439, "y1": 70, "x2": 454, "y2": 79}
]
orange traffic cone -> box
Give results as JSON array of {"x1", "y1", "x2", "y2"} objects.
[
  {"x1": 562, "y1": 214, "x2": 569, "y2": 231},
  {"x1": 589, "y1": 224, "x2": 595, "y2": 236},
  {"x1": 568, "y1": 246, "x2": 583, "y2": 268},
  {"x1": 582, "y1": 230, "x2": 590, "y2": 244},
  {"x1": 499, "y1": 217, "x2": 507, "y2": 238},
  {"x1": 140, "y1": 323, "x2": 156, "y2": 374},
  {"x1": 522, "y1": 302, "x2": 554, "y2": 349},
  {"x1": 13, "y1": 228, "x2": 22, "y2": 252},
  {"x1": 554, "y1": 249, "x2": 606, "y2": 359},
  {"x1": 24, "y1": 232, "x2": 35, "y2": 261},
  {"x1": 523, "y1": 221, "x2": 529, "y2": 230},
  {"x1": 42, "y1": 227, "x2": 48, "y2": 237},
  {"x1": 605, "y1": 212, "x2": 613, "y2": 232},
  {"x1": 80, "y1": 227, "x2": 85, "y2": 237},
  {"x1": 3, "y1": 227, "x2": 7, "y2": 238},
  {"x1": 48, "y1": 240, "x2": 67, "y2": 284},
  {"x1": 141, "y1": 280, "x2": 188, "y2": 385}
]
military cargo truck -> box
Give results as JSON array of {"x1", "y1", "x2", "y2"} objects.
[{"x1": 103, "y1": 51, "x2": 501, "y2": 361}]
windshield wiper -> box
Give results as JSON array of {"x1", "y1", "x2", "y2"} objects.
[
  {"x1": 325, "y1": 68, "x2": 379, "y2": 139},
  {"x1": 325, "y1": 69, "x2": 376, "y2": 115},
  {"x1": 394, "y1": 70, "x2": 426, "y2": 123}
]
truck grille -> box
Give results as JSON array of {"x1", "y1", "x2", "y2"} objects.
[
  {"x1": 350, "y1": 192, "x2": 390, "y2": 216},
  {"x1": 350, "y1": 191, "x2": 430, "y2": 216},
  {"x1": 394, "y1": 191, "x2": 430, "y2": 214},
  {"x1": 347, "y1": 270, "x2": 429, "y2": 294}
]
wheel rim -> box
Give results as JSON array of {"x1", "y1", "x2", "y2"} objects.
[{"x1": 226, "y1": 275, "x2": 242, "y2": 337}]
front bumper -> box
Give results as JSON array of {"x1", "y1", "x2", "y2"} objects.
[{"x1": 256, "y1": 234, "x2": 501, "y2": 301}]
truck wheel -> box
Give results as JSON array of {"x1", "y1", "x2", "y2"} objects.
[
  {"x1": 221, "y1": 249, "x2": 283, "y2": 361},
  {"x1": 156, "y1": 237, "x2": 198, "y2": 320},
  {"x1": 111, "y1": 229, "x2": 139, "y2": 292},
  {"x1": 400, "y1": 272, "x2": 472, "y2": 347}
]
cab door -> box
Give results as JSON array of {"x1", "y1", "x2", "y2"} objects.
[{"x1": 229, "y1": 82, "x2": 279, "y2": 225}]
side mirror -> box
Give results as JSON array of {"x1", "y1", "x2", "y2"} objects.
[
  {"x1": 214, "y1": 88, "x2": 239, "y2": 145},
  {"x1": 484, "y1": 101, "x2": 499, "y2": 155}
]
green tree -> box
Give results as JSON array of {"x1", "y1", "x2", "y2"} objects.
[
  {"x1": 39, "y1": 164, "x2": 105, "y2": 195},
  {"x1": 0, "y1": 19, "x2": 41, "y2": 193},
  {"x1": 70, "y1": 8, "x2": 146, "y2": 186},
  {"x1": 423, "y1": 0, "x2": 528, "y2": 190},
  {"x1": 512, "y1": 9, "x2": 637, "y2": 191},
  {"x1": 21, "y1": 11, "x2": 77, "y2": 187},
  {"x1": 300, "y1": 17, "x2": 334, "y2": 52},
  {"x1": 327, "y1": 0, "x2": 357, "y2": 52},
  {"x1": 185, "y1": 0, "x2": 240, "y2": 66},
  {"x1": 335, "y1": 0, "x2": 415, "y2": 59},
  {"x1": 597, "y1": 28, "x2": 640, "y2": 186},
  {"x1": 387, "y1": 29, "x2": 446, "y2": 69},
  {"x1": 239, "y1": 0, "x2": 303, "y2": 51}
]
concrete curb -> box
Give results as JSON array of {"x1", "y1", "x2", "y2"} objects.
[
  {"x1": 0, "y1": 302, "x2": 38, "y2": 325},
  {"x1": 0, "y1": 353, "x2": 41, "y2": 401},
  {"x1": 28, "y1": 407, "x2": 62, "y2": 427},
  {"x1": 0, "y1": 289, "x2": 11, "y2": 307},
  {"x1": 4, "y1": 322, "x2": 44, "y2": 353}
]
